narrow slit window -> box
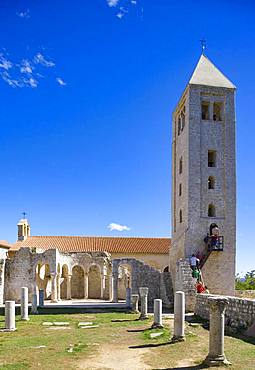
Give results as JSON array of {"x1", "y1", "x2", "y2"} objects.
[
  {"x1": 179, "y1": 157, "x2": 183, "y2": 174},
  {"x1": 208, "y1": 176, "x2": 215, "y2": 189},
  {"x1": 208, "y1": 204, "x2": 216, "y2": 217},
  {"x1": 179, "y1": 183, "x2": 182, "y2": 196},
  {"x1": 208, "y1": 150, "x2": 216, "y2": 167},
  {"x1": 213, "y1": 102, "x2": 223, "y2": 121},
  {"x1": 179, "y1": 210, "x2": 183, "y2": 223},
  {"x1": 201, "y1": 101, "x2": 210, "y2": 120},
  {"x1": 178, "y1": 117, "x2": 181, "y2": 135}
]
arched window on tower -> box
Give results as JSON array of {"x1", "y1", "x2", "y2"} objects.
[
  {"x1": 208, "y1": 204, "x2": 216, "y2": 217},
  {"x1": 179, "y1": 209, "x2": 183, "y2": 223},
  {"x1": 208, "y1": 176, "x2": 215, "y2": 189}
]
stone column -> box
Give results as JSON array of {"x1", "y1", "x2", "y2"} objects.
[
  {"x1": 39, "y1": 289, "x2": 44, "y2": 307},
  {"x1": 50, "y1": 273, "x2": 58, "y2": 303},
  {"x1": 112, "y1": 272, "x2": 118, "y2": 303},
  {"x1": 84, "y1": 272, "x2": 89, "y2": 299},
  {"x1": 139, "y1": 287, "x2": 149, "y2": 320},
  {"x1": 5, "y1": 301, "x2": 16, "y2": 331},
  {"x1": 131, "y1": 294, "x2": 139, "y2": 313},
  {"x1": 152, "y1": 299, "x2": 163, "y2": 329},
  {"x1": 108, "y1": 274, "x2": 113, "y2": 302},
  {"x1": 126, "y1": 287, "x2": 132, "y2": 308},
  {"x1": 204, "y1": 297, "x2": 231, "y2": 366},
  {"x1": 57, "y1": 274, "x2": 61, "y2": 301},
  {"x1": 66, "y1": 274, "x2": 72, "y2": 300},
  {"x1": 100, "y1": 274, "x2": 105, "y2": 299},
  {"x1": 20, "y1": 287, "x2": 29, "y2": 321},
  {"x1": 0, "y1": 259, "x2": 6, "y2": 305},
  {"x1": 172, "y1": 291, "x2": 185, "y2": 342},
  {"x1": 31, "y1": 291, "x2": 38, "y2": 314}
]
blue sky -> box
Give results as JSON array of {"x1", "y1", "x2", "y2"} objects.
[{"x1": 0, "y1": 0, "x2": 255, "y2": 275}]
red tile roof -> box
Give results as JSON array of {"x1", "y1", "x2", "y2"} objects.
[
  {"x1": 11, "y1": 236, "x2": 170, "y2": 254},
  {"x1": 0, "y1": 240, "x2": 12, "y2": 249}
]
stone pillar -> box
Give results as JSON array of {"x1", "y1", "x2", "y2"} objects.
[
  {"x1": 108, "y1": 274, "x2": 113, "y2": 302},
  {"x1": 5, "y1": 301, "x2": 16, "y2": 331},
  {"x1": 31, "y1": 291, "x2": 38, "y2": 314},
  {"x1": 84, "y1": 272, "x2": 89, "y2": 299},
  {"x1": 112, "y1": 272, "x2": 118, "y2": 303},
  {"x1": 139, "y1": 287, "x2": 149, "y2": 320},
  {"x1": 152, "y1": 299, "x2": 163, "y2": 329},
  {"x1": 131, "y1": 294, "x2": 139, "y2": 313},
  {"x1": 20, "y1": 287, "x2": 29, "y2": 321},
  {"x1": 57, "y1": 274, "x2": 61, "y2": 301},
  {"x1": 50, "y1": 273, "x2": 58, "y2": 303},
  {"x1": 126, "y1": 287, "x2": 132, "y2": 308},
  {"x1": 172, "y1": 291, "x2": 185, "y2": 342},
  {"x1": 204, "y1": 297, "x2": 231, "y2": 367},
  {"x1": 100, "y1": 274, "x2": 105, "y2": 299},
  {"x1": 39, "y1": 289, "x2": 44, "y2": 307},
  {"x1": 66, "y1": 275, "x2": 72, "y2": 300},
  {"x1": 0, "y1": 259, "x2": 6, "y2": 305}
]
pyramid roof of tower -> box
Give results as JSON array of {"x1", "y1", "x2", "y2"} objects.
[
  {"x1": 10, "y1": 236, "x2": 171, "y2": 254},
  {"x1": 189, "y1": 54, "x2": 235, "y2": 89}
]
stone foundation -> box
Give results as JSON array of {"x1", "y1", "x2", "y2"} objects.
[{"x1": 195, "y1": 293, "x2": 255, "y2": 331}]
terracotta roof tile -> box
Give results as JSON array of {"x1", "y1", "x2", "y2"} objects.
[
  {"x1": 11, "y1": 236, "x2": 170, "y2": 254},
  {"x1": 0, "y1": 240, "x2": 12, "y2": 249}
]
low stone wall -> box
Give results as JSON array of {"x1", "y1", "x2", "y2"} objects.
[
  {"x1": 195, "y1": 293, "x2": 255, "y2": 330},
  {"x1": 235, "y1": 290, "x2": 255, "y2": 299}
]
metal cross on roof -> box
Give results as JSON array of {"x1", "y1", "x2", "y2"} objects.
[
  {"x1": 22, "y1": 212, "x2": 27, "y2": 219},
  {"x1": 200, "y1": 38, "x2": 207, "y2": 54}
]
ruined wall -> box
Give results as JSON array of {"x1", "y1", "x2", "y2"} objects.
[
  {"x1": 195, "y1": 294, "x2": 255, "y2": 330},
  {"x1": 175, "y1": 259, "x2": 196, "y2": 311},
  {"x1": 112, "y1": 258, "x2": 173, "y2": 306},
  {"x1": 0, "y1": 247, "x2": 8, "y2": 305},
  {"x1": 112, "y1": 252, "x2": 168, "y2": 272},
  {"x1": 4, "y1": 248, "x2": 57, "y2": 302}
]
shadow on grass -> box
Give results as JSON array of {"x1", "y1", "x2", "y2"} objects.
[
  {"x1": 129, "y1": 341, "x2": 173, "y2": 349},
  {"x1": 152, "y1": 365, "x2": 206, "y2": 370},
  {"x1": 111, "y1": 318, "x2": 140, "y2": 323}
]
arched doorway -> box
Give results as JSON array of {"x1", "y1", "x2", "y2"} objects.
[
  {"x1": 36, "y1": 263, "x2": 51, "y2": 299},
  {"x1": 117, "y1": 264, "x2": 132, "y2": 300},
  {"x1": 71, "y1": 265, "x2": 84, "y2": 299},
  {"x1": 88, "y1": 264, "x2": 101, "y2": 299}
]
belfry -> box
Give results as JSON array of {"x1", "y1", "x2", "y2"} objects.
[{"x1": 170, "y1": 53, "x2": 236, "y2": 296}]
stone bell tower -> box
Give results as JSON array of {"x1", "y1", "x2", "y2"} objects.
[
  {"x1": 17, "y1": 217, "x2": 30, "y2": 241},
  {"x1": 169, "y1": 53, "x2": 236, "y2": 296}
]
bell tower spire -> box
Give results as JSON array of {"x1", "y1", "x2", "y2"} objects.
[{"x1": 17, "y1": 213, "x2": 30, "y2": 241}]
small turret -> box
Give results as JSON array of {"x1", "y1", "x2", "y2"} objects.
[{"x1": 17, "y1": 215, "x2": 30, "y2": 241}]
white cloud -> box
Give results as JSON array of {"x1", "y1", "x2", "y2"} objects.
[
  {"x1": 20, "y1": 60, "x2": 33, "y2": 74},
  {"x1": 107, "y1": 0, "x2": 119, "y2": 7},
  {"x1": 17, "y1": 9, "x2": 30, "y2": 19},
  {"x1": 0, "y1": 54, "x2": 13, "y2": 70},
  {"x1": 0, "y1": 50, "x2": 61, "y2": 88},
  {"x1": 34, "y1": 53, "x2": 55, "y2": 67},
  {"x1": 108, "y1": 223, "x2": 131, "y2": 232},
  {"x1": 56, "y1": 77, "x2": 66, "y2": 86}
]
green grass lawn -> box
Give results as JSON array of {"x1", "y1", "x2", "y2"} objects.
[{"x1": 0, "y1": 313, "x2": 254, "y2": 369}]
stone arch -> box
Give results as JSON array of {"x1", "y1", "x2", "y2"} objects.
[
  {"x1": 117, "y1": 264, "x2": 132, "y2": 300},
  {"x1": 71, "y1": 265, "x2": 85, "y2": 299},
  {"x1": 88, "y1": 264, "x2": 101, "y2": 299},
  {"x1": 35, "y1": 262, "x2": 51, "y2": 299},
  {"x1": 60, "y1": 264, "x2": 69, "y2": 299}
]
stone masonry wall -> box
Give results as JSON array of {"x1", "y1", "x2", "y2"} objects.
[
  {"x1": 112, "y1": 258, "x2": 173, "y2": 307},
  {"x1": 175, "y1": 259, "x2": 196, "y2": 311},
  {"x1": 195, "y1": 293, "x2": 255, "y2": 330}
]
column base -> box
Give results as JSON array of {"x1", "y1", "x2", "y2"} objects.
[
  {"x1": 0, "y1": 328, "x2": 16, "y2": 332},
  {"x1": 171, "y1": 335, "x2": 186, "y2": 343},
  {"x1": 151, "y1": 323, "x2": 164, "y2": 329},
  {"x1": 21, "y1": 317, "x2": 30, "y2": 321},
  {"x1": 204, "y1": 354, "x2": 231, "y2": 367},
  {"x1": 139, "y1": 314, "x2": 149, "y2": 320}
]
